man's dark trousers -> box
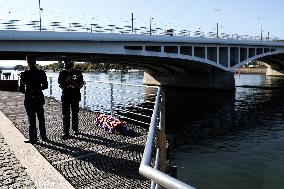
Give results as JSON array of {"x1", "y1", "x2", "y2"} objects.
[
  {"x1": 25, "y1": 104, "x2": 46, "y2": 142},
  {"x1": 62, "y1": 96, "x2": 79, "y2": 136}
]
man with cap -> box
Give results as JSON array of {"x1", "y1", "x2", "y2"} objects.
[
  {"x1": 19, "y1": 55, "x2": 48, "y2": 143},
  {"x1": 58, "y1": 58, "x2": 84, "y2": 139}
]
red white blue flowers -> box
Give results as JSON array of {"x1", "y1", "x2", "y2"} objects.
[{"x1": 95, "y1": 113, "x2": 128, "y2": 134}]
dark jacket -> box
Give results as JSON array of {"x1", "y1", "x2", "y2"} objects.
[
  {"x1": 58, "y1": 69, "x2": 84, "y2": 101},
  {"x1": 19, "y1": 66, "x2": 48, "y2": 106}
]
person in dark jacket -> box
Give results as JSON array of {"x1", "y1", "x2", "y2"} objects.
[
  {"x1": 58, "y1": 59, "x2": 84, "y2": 139},
  {"x1": 19, "y1": 56, "x2": 48, "y2": 143}
]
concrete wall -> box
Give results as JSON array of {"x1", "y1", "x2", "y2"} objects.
[
  {"x1": 143, "y1": 72, "x2": 160, "y2": 86},
  {"x1": 143, "y1": 71, "x2": 235, "y2": 91},
  {"x1": 266, "y1": 67, "x2": 284, "y2": 76},
  {"x1": 235, "y1": 68, "x2": 266, "y2": 74},
  {"x1": 0, "y1": 80, "x2": 18, "y2": 91}
]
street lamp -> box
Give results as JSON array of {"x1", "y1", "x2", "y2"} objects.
[
  {"x1": 216, "y1": 22, "x2": 219, "y2": 38},
  {"x1": 38, "y1": 0, "x2": 43, "y2": 31},
  {"x1": 131, "y1": 13, "x2": 135, "y2": 34},
  {"x1": 214, "y1": 8, "x2": 221, "y2": 38},
  {"x1": 257, "y1": 17, "x2": 263, "y2": 41},
  {"x1": 91, "y1": 17, "x2": 94, "y2": 33},
  {"x1": 149, "y1": 17, "x2": 154, "y2": 35}
]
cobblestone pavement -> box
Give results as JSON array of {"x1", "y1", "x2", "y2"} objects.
[
  {"x1": 0, "y1": 133, "x2": 35, "y2": 189},
  {"x1": 0, "y1": 91, "x2": 150, "y2": 189}
]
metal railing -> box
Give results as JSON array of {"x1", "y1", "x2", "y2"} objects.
[
  {"x1": 46, "y1": 77, "x2": 157, "y2": 126},
  {"x1": 0, "y1": 72, "x2": 19, "y2": 80},
  {"x1": 45, "y1": 77, "x2": 196, "y2": 188},
  {"x1": 139, "y1": 87, "x2": 196, "y2": 189}
]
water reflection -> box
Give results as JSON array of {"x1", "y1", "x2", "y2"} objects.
[
  {"x1": 265, "y1": 75, "x2": 284, "y2": 87},
  {"x1": 163, "y1": 87, "x2": 235, "y2": 142},
  {"x1": 168, "y1": 75, "x2": 284, "y2": 189}
]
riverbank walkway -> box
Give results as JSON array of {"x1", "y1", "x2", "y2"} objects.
[{"x1": 0, "y1": 90, "x2": 150, "y2": 188}]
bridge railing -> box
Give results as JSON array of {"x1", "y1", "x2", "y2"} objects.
[
  {"x1": 0, "y1": 17, "x2": 281, "y2": 42},
  {"x1": 139, "y1": 87, "x2": 196, "y2": 189},
  {"x1": 0, "y1": 71, "x2": 19, "y2": 80}
]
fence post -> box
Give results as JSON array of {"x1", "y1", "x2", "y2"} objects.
[
  {"x1": 158, "y1": 88, "x2": 167, "y2": 172},
  {"x1": 49, "y1": 77, "x2": 53, "y2": 96},
  {"x1": 83, "y1": 81, "x2": 87, "y2": 108},
  {"x1": 110, "y1": 83, "x2": 114, "y2": 116}
]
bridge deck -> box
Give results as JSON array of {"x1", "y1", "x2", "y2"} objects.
[{"x1": 0, "y1": 91, "x2": 150, "y2": 189}]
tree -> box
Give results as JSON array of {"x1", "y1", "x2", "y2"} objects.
[{"x1": 14, "y1": 65, "x2": 26, "y2": 70}]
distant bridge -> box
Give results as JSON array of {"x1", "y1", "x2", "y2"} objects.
[{"x1": 0, "y1": 30, "x2": 284, "y2": 90}]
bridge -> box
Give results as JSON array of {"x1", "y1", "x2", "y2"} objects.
[{"x1": 0, "y1": 30, "x2": 284, "y2": 90}]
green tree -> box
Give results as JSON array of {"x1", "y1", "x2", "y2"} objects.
[{"x1": 14, "y1": 65, "x2": 26, "y2": 70}]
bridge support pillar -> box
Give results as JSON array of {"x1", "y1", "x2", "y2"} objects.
[
  {"x1": 143, "y1": 72, "x2": 161, "y2": 85},
  {"x1": 266, "y1": 67, "x2": 284, "y2": 76},
  {"x1": 143, "y1": 71, "x2": 235, "y2": 91}
]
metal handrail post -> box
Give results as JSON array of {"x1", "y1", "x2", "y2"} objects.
[
  {"x1": 49, "y1": 77, "x2": 53, "y2": 96},
  {"x1": 110, "y1": 83, "x2": 114, "y2": 116},
  {"x1": 83, "y1": 81, "x2": 87, "y2": 108},
  {"x1": 158, "y1": 88, "x2": 166, "y2": 172},
  {"x1": 140, "y1": 87, "x2": 160, "y2": 166},
  {"x1": 139, "y1": 87, "x2": 196, "y2": 189},
  {"x1": 151, "y1": 150, "x2": 160, "y2": 189}
]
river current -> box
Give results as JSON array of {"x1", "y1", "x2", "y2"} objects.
[{"x1": 168, "y1": 74, "x2": 284, "y2": 189}]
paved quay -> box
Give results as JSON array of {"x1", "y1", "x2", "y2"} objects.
[
  {"x1": 0, "y1": 91, "x2": 150, "y2": 189},
  {"x1": 0, "y1": 133, "x2": 35, "y2": 189}
]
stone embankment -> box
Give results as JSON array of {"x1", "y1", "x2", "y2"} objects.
[{"x1": 234, "y1": 68, "x2": 266, "y2": 74}]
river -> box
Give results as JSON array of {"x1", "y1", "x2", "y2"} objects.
[{"x1": 167, "y1": 74, "x2": 284, "y2": 189}]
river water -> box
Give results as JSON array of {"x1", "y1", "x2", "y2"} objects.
[
  {"x1": 4, "y1": 70, "x2": 284, "y2": 188},
  {"x1": 167, "y1": 74, "x2": 284, "y2": 189}
]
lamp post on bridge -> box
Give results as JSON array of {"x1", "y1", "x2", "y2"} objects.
[
  {"x1": 214, "y1": 8, "x2": 221, "y2": 38},
  {"x1": 38, "y1": 0, "x2": 43, "y2": 31},
  {"x1": 91, "y1": 17, "x2": 94, "y2": 33},
  {"x1": 257, "y1": 17, "x2": 263, "y2": 41},
  {"x1": 217, "y1": 22, "x2": 219, "y2": 38},
  {"x1": 260, "y1": 24, "x2": 263, "y2": 41},
  {"x1": 149, "y1": 17, "x2": 154, "y2": 35},
  {"x1": 131, "y1": 13, "x2": 136, "y2": 34}
]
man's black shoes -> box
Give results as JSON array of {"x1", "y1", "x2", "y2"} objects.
[
  {"x1": 24, "y1": 140, "x2": 37, "y2": 144},
  {"x1": 61, "y1": 135, "x2": 70, "y2": 140},
  {"x1": 41, "y1": 137, "x2": 49, "y2": 142},
  {"x1": 74, "y1": 131, "x2": 80, "y2": 136}
]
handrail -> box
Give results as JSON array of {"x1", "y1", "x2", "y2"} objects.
[
  {"x1": 45, "y1": 76, "x2": 195, "y2": 188},
  {"x1": 139, "y1": 87, "x2": 196, "y2": 189},
  {"x1": 85, "y1": 80, "x2": 158, "y2": 89},
  {"x1": 46, "y1": 77, "x2": 158, "y2": 125}
]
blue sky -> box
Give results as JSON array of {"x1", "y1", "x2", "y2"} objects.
[{"x1": 0, "y1": 0, "x2": 283, "y2": 67}]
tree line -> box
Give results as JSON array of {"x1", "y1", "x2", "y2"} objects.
[
  {"x1": 13, "y1": 60, "x2": 268, "y2": 72},
  {"x1": 14, "y1": 61, "x2": 138, "y2": 72}
]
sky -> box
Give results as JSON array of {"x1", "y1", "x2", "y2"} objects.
[{"x1": 0, "y1": 0, "x2": 283, "y2": 67}]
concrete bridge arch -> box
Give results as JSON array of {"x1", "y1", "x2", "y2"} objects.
[{"x1": 1, "y1": 30, "x2": 284, "y2": 90}]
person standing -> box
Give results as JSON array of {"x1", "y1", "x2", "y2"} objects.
[
  {"x1": 19, "y1": 55, "x2": 48, "y2": 143},
  {"x1": 58, "y1": 59, "x2": 84, "y2": 139}
]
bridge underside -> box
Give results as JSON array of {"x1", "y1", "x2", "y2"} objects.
[
  {"x1": 3, "y1": 51, "x2": 284, "y2": 90},
  {"x1": 0, "y1": 51, "x2": 234, "y2": 90},
  {"x1": 258, "y1": 53, "x2": 284, "y2": 76}
]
